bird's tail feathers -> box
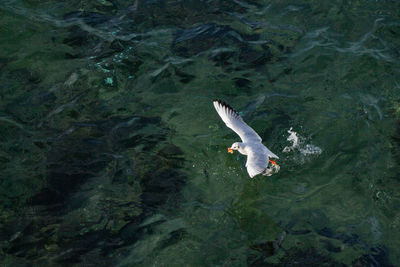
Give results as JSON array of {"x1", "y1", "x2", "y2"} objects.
[{"x1": 267, "y1": 150, "x2": 279, "y2": 159}]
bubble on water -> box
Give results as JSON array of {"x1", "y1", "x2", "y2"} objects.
[
  {"x1": 299, "y1": 144, "x2": 323, "y2": 155},
  {"x1": 105, "y1": 77, "x2": 114, "y2": 85}
]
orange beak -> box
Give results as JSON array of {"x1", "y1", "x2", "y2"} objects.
[
  {"x1": 269, "y1": 159, "x2": 277, "y2": 165},
  {"x1": 227, "y1": 147, "x2": 234, "y2": 154}
]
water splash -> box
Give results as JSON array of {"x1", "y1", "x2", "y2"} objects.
[
  {"x1": 263, "y1": 162, "x2": 280, "y2": 176},
  {"x1": 283, "y1": 127, "x2": 322, "y2": 156}
]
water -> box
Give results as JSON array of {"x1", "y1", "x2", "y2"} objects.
[{"x1": 1, "y1": 0, "x2": 400, "y2": 265}]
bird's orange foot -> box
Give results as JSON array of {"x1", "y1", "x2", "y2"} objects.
[{"x1": 269, "y1": 159, "x2": 277, "y2": 166}]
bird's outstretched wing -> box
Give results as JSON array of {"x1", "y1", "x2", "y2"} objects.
[
  {"x1": 245, "y1": 147, "x2": 269, "y2": 178},
  {"x1": 213, "y1": 99, "x2": 262, "y2": 143}
]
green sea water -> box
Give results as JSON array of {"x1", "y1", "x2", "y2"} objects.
[{"x1": 1, "y1": 0, "x2": 400, "y2": 266}]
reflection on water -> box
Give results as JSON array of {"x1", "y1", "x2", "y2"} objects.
[{"x1": 1, "y1": 0, "x2": 400, "y2": 265}]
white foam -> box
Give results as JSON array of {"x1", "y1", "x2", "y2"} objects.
[
  {"x1": 283, "y1": 127, "x2": 322, "y2": 156},
  {"x1": 283, "y1": 127, "x2": 299, "y2": 152},
  {"x1": 299, "y1": 144, "x2": 322, "y2": 155}
]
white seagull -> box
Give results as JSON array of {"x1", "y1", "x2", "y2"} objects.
[{"x1": 213, "y1": 99, "x2": 280, "y2": 178}]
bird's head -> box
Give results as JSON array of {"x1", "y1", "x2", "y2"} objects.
[{"x1": 228, "y1": 142, "x2": 241, "y2": 153}]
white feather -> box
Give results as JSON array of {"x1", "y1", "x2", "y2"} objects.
[{"x1": 213, "y1": 100, "x2": 279, "y2": 177}]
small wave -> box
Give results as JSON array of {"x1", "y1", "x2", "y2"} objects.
[
  {"x1": 290, "y1": 18, "x2": 396, "y2": 62},
  {"x1": 1, "y1": 1, "x2": 171, "y2": 43}
]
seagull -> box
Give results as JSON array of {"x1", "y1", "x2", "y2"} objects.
[{"x1": 213, "y1": 99, "x2": 280, "y2": 178}]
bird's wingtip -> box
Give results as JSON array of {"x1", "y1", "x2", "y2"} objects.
[
  {"x1": 213, "y1": 99, "x2": 223, "y2": 105},
  {"x1": 212, "y1": 99, "x2": 240, "y2": 116}
]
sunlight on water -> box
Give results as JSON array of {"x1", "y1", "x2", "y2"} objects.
[{"x1": 1, "y1": 0, "x2": 400, "y2": 266}]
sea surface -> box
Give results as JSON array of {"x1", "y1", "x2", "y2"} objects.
[{"x1": 1, "y1": 0, "x2": 400, "y2": 266}]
